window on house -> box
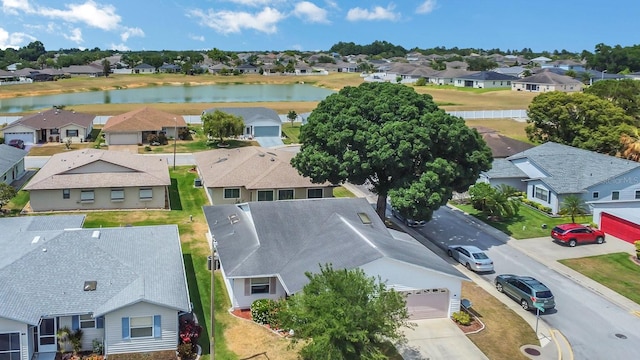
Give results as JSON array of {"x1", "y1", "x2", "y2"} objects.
[
  {"x1": 80, "y1": 314, "x2": 95, "y2": 329},
  {"x1": 80, "y1": 190, "x2": 94, "y2": 202},
  {"x1": 278, "y1": 189, "x2": 294, "y2": 200},
  {"x1": 636, "y1": 190, "x2": 640, "y2": 199},
  {"x1": 257, "y1": 190, "x2": 274, "y2": 201},
  {"x1": 63, "y1": 189, "x2": 70, "y2": 199},
  {"x1": 534, "y1": 187, "x2": 549, "y2": 202},
  {"x1": 307, "y1": 188, "x2": 323, "y2": 199},
  {"x1": 224, "y1": 188, "x2": 240, "y2": 199},
  {"x1": 130, "y1": 316, "x2": 153, "y2": 338},
  {"x1": 50, "y1": 128, "x2": 60, "y2": 135},
  {"x1": 593, "y1": 192, "x2": 599, "y2": 199},
  {"x1": 612, "y1": 191, "x2": 620, "y2": 200},
  {"x1": 111, "y1": 188, "x2": 124, "y2": 201},
  {"x1": 66, "y1": 129, "x2": 79, "y2": 137},
  {"x1": 251, "y1": 277, "x2": 270, "y2": 294},
  {"x1": 139, "y1": 188, "x2": 152, "y2": 200},
  {"x1": 0, "y1": 333, "x2": 20, "y2": 359}
]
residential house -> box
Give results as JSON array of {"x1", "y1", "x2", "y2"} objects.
[
  {"x1": 0, "y1": 144, "x2": 27, "y2": 185},
  {"x1": 159, "y1": 63, "x2": 181, "y2": 73},
  {"x1": 62, "y1": 64, "x2": 104, "y2": 77},
  {"x1": 202, "y1": 107, "x2": 282, "y2": 143},
  {"x1": 492, "y1": 66, "x2": 529, "y2": 78},
  {"x1": 453, "y1": 71, "x2": 519, "y2": 88},
  {"x1": 511, "y1": 70, "x2": 583, "y2": 92},
  {"x1": 2, "y1": 108, "x2": 94, "y2": 145},
  {"x1": 204, "y1": 198, "x2": 469, "y2": 320},
  {"x1": 430, "y1": 69, "x2": 477, "y2": 85},
  {"x1": 235, "y1": 63, "x2": 259, "y2": 74},
  {"x1": 0, "y1": 69, "x2": 20, "y2": 84},
  {"x1": 24, "y1": 149, "x2": 170, "y2": 212},
  {"x1": 480, "y1": 142, "x2": 640, "y2": 242},
  {"x1": 530, "y1": 56, "x2": 552, "y2": 66},
  {"x1": 193, "y1": 146, "x2": 335, "y2": 205},
  {"x1": 541, "y1": 59, "x2": 586, "y2": 72},
  {"x1": 102, "y1": 107, "x2": 188, "y2": 145},
  {"x1": 133, "y1": 63, "x2": 155, "y2": 74},
  {"x1": 0, "y1": 215, "x2": 191, "y2": 359},
  {"x1": 472, "y1": 127, "x2": 534, "y2": 158},
  {"x1": 444, "y1": 60, "x2": 469, "y2": 70}
]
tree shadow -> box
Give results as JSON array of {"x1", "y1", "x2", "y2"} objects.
[
  {"x1": 169, "y1": 178, "x2": 182, "y2": 210},
  {"x1": 183, "y1": 254, "x2": 210, "y2": 355}
]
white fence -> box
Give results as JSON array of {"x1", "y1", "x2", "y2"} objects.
[{"x1": 448, "y1": 109, "x2": 528, "y2": 120}]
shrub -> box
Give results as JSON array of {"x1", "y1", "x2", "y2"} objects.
[
  {"x1": 144, "y1": 145, "x2": 151, "y2": 152},
  {"x1": 92, "y1": 339, "x2": 103, "y2": 355},
  {"x1": 177, "y1": 343, "x2": 196, "y2": 360},
  {"x1": 179, "y1": 318, "x2": 202, "y2": 346},
  {"x1": 415, "y1": 78, "x2": 427, "y2": 86},
  {"x1": 250, "y1": 298, "x2": 282, "y2": 328},
  {"x1": 452, "y1": 310, "x2": 472, "y2": 326}
]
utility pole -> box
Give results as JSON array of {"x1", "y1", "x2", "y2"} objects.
[{"x1": 173, "y1": 117, "x2": 177, "y2": 170}]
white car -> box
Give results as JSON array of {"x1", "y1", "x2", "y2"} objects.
[{"x1": 447, "y1": 245, "x2": 494, "y2": 272}]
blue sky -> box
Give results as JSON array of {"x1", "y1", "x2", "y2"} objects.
[{"x1": 0, "y1": 0, "x2": 637, "y2": 53}]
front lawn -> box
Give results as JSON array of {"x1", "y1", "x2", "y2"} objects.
[
  {"x1": 559, "y1": 253, "x2": 640, "y2": 305},
  {"x1": 451, "y1": 202, "x2": 591, "y2": 239},
  {"x1": 281, "y1": 122, "x2": 301, "y2": 144}
]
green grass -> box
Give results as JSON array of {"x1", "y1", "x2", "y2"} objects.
[
  {"x1": 332, "y1": 186, "x2": 356, "y2": 198},
  {"x1": 560, "y1": 253, "x2": 640, "y2": 305},
  {"x1": 4, "y1": 190, "x2": 29, "y2": 215},
  {"x1": 281, "y1": 122, "x2": 301, "y2": 144},
  {"x1": 148, "y1": 137, "x2": 257, "y2": 154},
  {"x1": 451, "y1": 202, "x2": 591, "y2": 239}
]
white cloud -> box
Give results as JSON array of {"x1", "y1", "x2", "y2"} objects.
[
  {"x1": 223, "y1": 0, "x2": 283, "y2": 6},
  {"x1": 187, "y1": 7, "x2": 285, "y2": 34},
  {"x1": 346, "y1": 4, "x2": 400, "y2": 21},
  {"x1": 1, "y1": 0, "x2": 32, "y2": 14},
  {"x1": 290, "y1": 43, "x2": 303, "y2": 51},
  {"x1": 38, "y1": 0, "x2": 121, "y2": 31},
  {"x1": 64, "y1": 27, "x2": 83, "y2": 43},
  {"x1": 293, "y1": 1, "x2": 329, "y2": 23},
  {"x1": 189, "y1": 34, "x2": 205, "y2": 41},
  {"x1": 110, "y1": 42, "x2": 129, "y2": 51},
  {"x1": 416, "y1": 0, "x2": 436, "y2": 14},
  {"x1": 120, "y1": 27, "x2": 144, "y2": 42},
  {"x1": 0, "y1": 27, "x2": 36, "y2": 49}
]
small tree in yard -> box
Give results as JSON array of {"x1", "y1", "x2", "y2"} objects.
[
  {"x1": 559, "y1": 195, "x2": 587, "y2": 223},
  {"x1": 201, "y1": 110, "x2": 244, "y2": 145},
  {"x1": 277, "y1": 264, "x2": 411, "y2": 360},
  {"x1": 0, "y1": 183, "x2": 17, "y2": 211},
  {"x1": 287, "y1": 110, "x2": 298, "y2": 127}
]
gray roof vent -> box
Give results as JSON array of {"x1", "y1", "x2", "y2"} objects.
[
  {"x1": 32, "y1": 236, "x2": 42, "y2": 244},
  {"x1": 84, "y1": 281, "x2": 97, "y2": 291},
  {"x1": 92, "y1": 230, "x2": 100, "y2": 239},
  {"x1": 228, "y1": 214, "x2": 240, "y2": 224}
]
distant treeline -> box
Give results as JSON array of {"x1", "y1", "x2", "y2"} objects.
[{"x1": 2, "y1": 40, "x2": 640, "y2": 73}]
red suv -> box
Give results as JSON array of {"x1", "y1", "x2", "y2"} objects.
[{"x1": 551, "y1": 223, "x2": 605, "y2": 247}]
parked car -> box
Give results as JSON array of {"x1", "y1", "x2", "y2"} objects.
[
  {"x1": 447, "y1": 245, "x2": 494, "y2": 272},
  {"x1": 391, "y1": 208, "x2": 426, "y2": 227},
  {"x1": 551, "y1": 223, "x2": 605, "y2": 247},
  {"x1": 494, "y1": 274, "x2": 555, "y2": 311},
  {"x1": 7, "y1": 139, "x2": 25, "y2": 149}
]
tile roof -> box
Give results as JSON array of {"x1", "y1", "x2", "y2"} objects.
[
  {"x1": 24, "y1": 149, "x2": 170, "y2": 190},
  {"x1": 4, "y1": 108, "x2": 94, "y2": 131},
  {"x1": 103, "y1": 107, "x2": 187, "y2": 132},
  {"x1": 204, "y1": 198, "x2": 467, "y2": 294},
  {"x1": 0, "y1": 144, "x2": 27, "y2": 175},
  {"x1": 0, "y1": 216, "x2": 190, "y2": 325},
  {"x1": 193, "y1": 146, "x2": 329, "y2": 189}
]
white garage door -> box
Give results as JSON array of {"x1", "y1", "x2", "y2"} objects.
[
  {"x1": 5, "y1": 132, "x2": 34, "y2": 144},
  {"x1": 108, "y1": 132, "x2": 138, "y2": 145},
  {"x1": 404, "y1": 288, "x2": 450, "y2": 320}
]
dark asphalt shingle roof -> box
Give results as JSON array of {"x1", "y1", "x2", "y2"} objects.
[{"x1": 204, "y1": 198, "x2": 467, "y2": 294}]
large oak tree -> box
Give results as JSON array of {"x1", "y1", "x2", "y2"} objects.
[{"x1": 291, "y1": 82, "x2": 492, "y2": 221}]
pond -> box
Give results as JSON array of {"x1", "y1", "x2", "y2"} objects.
[{"x1": 0, "y1": 83, "x2": 336, "y2": 113}]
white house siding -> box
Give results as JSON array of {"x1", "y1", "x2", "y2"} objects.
[
  {"x1": 2, "y1": 124, "x2": 36, "y2": 144},
  {"x1": 104, "y1": 302, "x2": 179, "y2": 355},
  {"x1": 58, "y1": 316, "x2": 105, "y2": 352},
  {"x1": 526, "y1": 181, "x2": 558, "y2": 213},
  {"x1": 359, "y1": 258, "x2": 463, "y2": 318},
  {"x1": 2, "y1": 158, "x2": 25, "y2": 185},
  {"x1": 60, "y1": 124, "x2": 92, "y2": 144},
  {"x1": 105, "y1": 132, "x2": 141, "y2": 145},
  {"x1": 0, "y1": 317, "x2": 29, "y2": 360},
  {"x1": 28, "y1": 186, "x2": 166, "y2": 212},
  {"x1": 231, "y1": 276, "x2": 286, "y2": 309},
  {"x1": 587, "y1": 168, "x2": 640, "y2": 204}
]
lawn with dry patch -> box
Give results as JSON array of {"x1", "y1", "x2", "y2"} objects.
[{"x1": 462, "y1": 281, "x2": 539, "y2": 360}]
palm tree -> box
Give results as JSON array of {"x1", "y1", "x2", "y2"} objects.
[
  {"x1": 559, "y1": 195, "x2": 587, "y2": 223},
  {"x1": 620, "y1": 128, "x2": 640, "y2": 162}
]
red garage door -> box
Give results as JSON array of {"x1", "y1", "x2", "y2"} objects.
[{"x1": 601, "y1": 213, "x2": 640, "y2": 243}]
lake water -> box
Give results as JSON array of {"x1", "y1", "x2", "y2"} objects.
[{"x1": 0, "y1": 83, "x2": 336, "y2": 113}]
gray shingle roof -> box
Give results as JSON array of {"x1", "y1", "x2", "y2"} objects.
[
  {"x1": 204, "y1": 198, "x2": 467, "y2": 294},
  {"x1": 507, "y1": 142, "x2": 640, "y2": 193},
  {"x1": 3, "y1": 108, "x2": 94, "y2": 131},
  {"x1": 202, "y1": 107, "x2": 281, "y2": 126},
  {"x1": 483, "y1": 158, "x2": 527, "y2": 178},
  {"x1": 457, "y1": 71, "x2": 519, "y2": 81},
  {"x1": 0, "y1": 144, "x2": 27, "y2": 176},
  {"x1": 0, "y1": 216, "x2": 190, "y2": 324},
  {"x1": 514, "y1": 70, "x2": 582, "y2": 85}
]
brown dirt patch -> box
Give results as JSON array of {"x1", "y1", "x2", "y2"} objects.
[
  {"x1": 224, "y1": 313, "x2": 300, "y2": 360},
  {"x1": 106, "y1": 350, "x2": 177, "y2": 360},
  {"x1": 455, "y1": 316, "x2": 484, "y2": 334}
]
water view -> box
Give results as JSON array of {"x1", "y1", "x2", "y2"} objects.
[{"x1": 0, "y1": 83, "x2": 336, "y2": 113}]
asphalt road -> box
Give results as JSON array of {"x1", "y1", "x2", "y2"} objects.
[{"x1": 417, "y1": 206, "x2": 640, "y2": 360}]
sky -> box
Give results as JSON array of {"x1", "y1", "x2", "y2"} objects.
[{"x1": 0, "y1": 0, "x2": 637, "y2": 53}]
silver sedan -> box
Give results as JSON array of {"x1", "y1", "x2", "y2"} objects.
[{"x1": 447, "y1": 245, "x2": 494, "y2": 272}]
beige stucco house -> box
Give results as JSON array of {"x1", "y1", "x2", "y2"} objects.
[
  {"x1": 24, "y1": 149, "x2": 170, "y2": 212},
  {"x1": 2, "y1": 108, "x2": 94, "y2": 145},
  {"x1": 102, "y1": 107, "x2": 188, "y2": 145},
  {"x1": 193, "y1": 146, "x2": 335, "y2": 205},
  {"x1": 512, "y1": 70, "x2": 584, "y2": 92}
]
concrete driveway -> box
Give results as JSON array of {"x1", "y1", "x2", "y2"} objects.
[
  {"x1": 108, "y1": 144, "x2": 139, "y2": 153},
  {"x1": 507, "y1": 234, "x2": 634, "y2": 261},
  {"x1": 396, "y1": 318, "x2": 488, "y2": 360}
]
